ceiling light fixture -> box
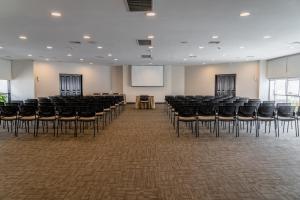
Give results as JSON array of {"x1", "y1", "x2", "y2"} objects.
[
  {"x1": 240, "y1": 11, "x2": 251, "y2": 17},
  {"x1": 212, "y1": 35, "x2": 219, "y2": 39},
  {"x1": 89, "y1": 62, "x2": 93, "y2": 65},
  {"x1": 19, "y1": 35, "x2": 27, "y2": 40},
  {"x1": 80, "y1": 58, "x2": 84, "y2": 61},
  {"x1": 114, "y1": 58, "x2": 118, "y2": 61},
  {"x1": 50, "y1": 11, "x2": 62, "y2": 17},
  {"x1": 199, "y1": 46, "x2": 204, "y2": 49},
  {"x1": 28, "y1": 54, "x2": 32, "y2": 57},
  {"x1": 148, "y1": 46, "x2": 154, "y2": 49},
  {"x1": 240, "y1": 46, "x2": 245, "y2": 49},
  {"x1": 46, "y1": 46, "x2": 53, "y2": 49},
  {"x1": 108, "y1": 53, "x2": 112, "y2": 57},
  {"x1": 202, "y1": 62, "x2": 206, "y2": 65},
  {"x1": 45, "y1": 58, "x2": 50, "y2": 61},
  {"x1": 183, "y1": 58, "x2": 187, "y2": 61},
  {"x1": 0, "y1": 46, "x2": 3, "y2": 49},
  {"x1": 97, "y1": 46, "x2": 103, "y2": 49},
  {"x1": 148, "y1": 35, "x2": 155, "y2": 39},
  {"x1": 67, "y1": 53, "x2": 72, "y2": 57},
  {"x1": 146, "y1": 12, "x2": 156, "y2": 17},
  {"x1": 83, "y1": 35, "x2": 91, "y2": 40},
  {"x1": 264, "y1": 35, "x2": 272, "y2": 39}
]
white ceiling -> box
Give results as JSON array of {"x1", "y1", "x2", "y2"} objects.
[{"x1": 0, "y1": 0, "x2": 300, "y2": 66}]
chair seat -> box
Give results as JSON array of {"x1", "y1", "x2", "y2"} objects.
[
  {"x1": 198, "y1": 115, "x2": 215, "y2": 121},
  {"x1": 237, "y1": 116, "x2": 256, "y2": 121},
  {"x1": 104, "y1": 108, "x2": 110, "y2": 112},
  {"x1": 277, "y1": 116, "x2": 295, "y2": 120},
  {"x1": 257, "y1": 116, "x2": 274, "y2": 121},
  {"x1": 111, "y1": 106, "x2": 116, "y2": 109},
  {"x1": 1, "y1": 116, "x2": 17, "y2": 120},
  {"x1": 78, "y1": 116, "x2": 96, "y2": 121},
  {"x1": 59, "y1": 116, "x2": 77, "y2": 121},
  {"x1": 18, "y1": 115, "x2": 36, "y2": 120},
  {"x1": 218, "y1": 116, "x2": 235, "y2": 121},
  {"x1": 96, "y1": 112, "x2": 104, "y2": 116},
  {"x1": 38, "y1": 116, "x2": 57, "y2": 120},
  {"x1": 178, "y1": 116, "x2": 197, "y2": 121}
]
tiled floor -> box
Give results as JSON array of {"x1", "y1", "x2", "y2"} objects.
[{"x1": 1, "y1": 105, "x2": 300, "y2": 200}]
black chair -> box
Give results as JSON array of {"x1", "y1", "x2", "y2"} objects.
[
  {"x1": 57, "y1": 106, "x2": 77, "y2": 137},
  {"x1": 140, "y1": 95, "x2": 150, "y2": 109},
  {"x1": 276, "y1": 106, "x2": 297, "y2": 137},
  {"x1": 197, "y1": 103, "x2": 216, "y2": 136},
  {"x1": 0, "y1": 105, "x2": 18, "y2": 136},
  {"x1": 257, "y1": 105, "x2": 277, "y2": 137},
  {"x1": 36, "y1": 106, "x2": 57, "y2": 136},
  {"x1": 216, "y1": 105, "x2": 237, "y2": 137},
  {"x1": 17, "y1": 105, "x2": 37, "y2": 136},
  {"x1": 236, "y1": 106, "x2": 257, "y2": 137},
  {"x1": 77, "y1": 106, "x2": 98, "y2": 137},
  {"x1": 176, "y1": 105, "x2": 198, "y2": 137}
]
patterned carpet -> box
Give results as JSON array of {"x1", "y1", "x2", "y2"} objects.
[{"x1": 1, "y1": 104, "x2": 300, "y2": 200}]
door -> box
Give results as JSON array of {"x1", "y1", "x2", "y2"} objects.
[
  {"x1": 59, "y1": 74, "x2": 83, "y2": 96},
  {"x1": 215, "y1": 74, "x2": 236, "y2": 97}
]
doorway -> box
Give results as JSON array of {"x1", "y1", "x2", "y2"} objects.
[
  {"x1": 215, "y1": 74, "x2": 236, "y2": 97},
  {"x1": 59, "y1": 74, "x2": 83, "y2": 96}
]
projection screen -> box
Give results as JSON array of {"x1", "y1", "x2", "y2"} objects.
[{"x1": 131, "y1": 65, "x2": 164, "y2": 87}]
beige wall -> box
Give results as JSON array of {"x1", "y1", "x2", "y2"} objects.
[
  {"x1": 185, "y1": 62, "x2": 259, "y2": 98},
  {"x1": 267, "y1": 53, "x2": 300, "y2": 78},
  {"x1": 34, "y1": 62, "x2": 111, "y2": 97},
  {"x1": 111, "y1": 66, "x2": 123, "y2": 94},
  {"x1": 0, "y1": 58, "x2": 12, "y2": 80}
]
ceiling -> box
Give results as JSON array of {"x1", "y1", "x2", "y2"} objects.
[{"x1": 0, "y1": 0, "x2": 300, "y2": 66}]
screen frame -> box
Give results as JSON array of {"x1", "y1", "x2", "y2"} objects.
[{"x1": 130, "y1": 65, "x2": 165, "y2": 87}]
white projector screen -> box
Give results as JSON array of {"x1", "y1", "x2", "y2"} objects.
[{"x1": 131, "y1": 65, "x2": 164, "y2": 87}]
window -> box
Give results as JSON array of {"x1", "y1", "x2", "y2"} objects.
[
  {"x1": 0, "y1": 80, "x2": 10, "y2": 103},
  {"x1": 269, "y1": 78, "x2": 300, "y2": 106}
]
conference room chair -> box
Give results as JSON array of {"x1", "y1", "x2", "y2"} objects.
[
  {"x1": 216, "y1": 105, "x2": 237, "y2": 137},
  {"x1": 256, "y1": 105, "x2": 277, "y2": 137},
  {"x1": 77, "y1": 106, "x2": 98, "y2": 137},
  {"x1": 17, "y1": 105, "x2": 37, "y2": 136},
  {"x1": 197, "y1": 103, "x2": 216, "y2": 136},
  {"x1": 236, "y1": 106, "x2": 257, "y2": 137},
  {"x1": 36, "y1": 106, "x2": 57, "y2": 136},
  {"x1": 0, "y1": 105, "x2": 18, "y2": 136},
  {"x1": 276, "y1": 106, "x2": 298, "y2": 137},
  {"x1": 57, "y1": 106, "x2": 77, "y2": 137},
  {"x1": 140, "y1": 95, "x2": 150, "y2": 109},
  {"x1": 176, "y1": 105, "x2": 198, "y2": 137}
]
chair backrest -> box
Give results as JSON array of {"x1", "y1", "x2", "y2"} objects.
[
  {"x1": 257, "y1": 106, "x2": 275, "y2": 117},
  {"x1": 39, "y1": 106, "x2": 56, "y2": 117},
  {"x1": 217, "y1": 105, "x2": 236, "y2": 117},
  {"x1": 197, "y1": 103, "x2": 215, "y2": 116},
  {"x1": 276, "y1": 103, "x2": 291, "y2": 108},
  {"x1": 78, "y1": 106, "x2": 96, "y2": 117},
  {"x1": 140, "y1": 95, "x2": 149, "y2": 101},
  {"x1": 57, "y1": 106, "x2": 77, "y2": 117},
  {"x1": 177, "y1": 105, "x2": 197, "y2": 117},
  {"x1": 0, "y1": 106, "x2": 19, "y2": 116},
  {"x1": 19, "y1": 105, "x2": 36, "y2": 116},
  {"x1": 262, "y1": 101, "x2": 275, "y2": 107},
  {"x1": 238, "y1": 106, "x2": 256, "y2": 117},
  {"x1": 277, "y1": 106, "x2": 295, "y2": 117}
]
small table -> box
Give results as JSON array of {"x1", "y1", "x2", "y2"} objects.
[{"x1": 135, "y1": 96, "x2": 155, "y2": 109}]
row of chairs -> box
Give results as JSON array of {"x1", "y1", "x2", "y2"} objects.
[
  {"x1": 0, "y1": 95, "x2": 125, "y2": 137},
  {"x1": 165, "y1": 95, "x2": 300, "y2": 138}
]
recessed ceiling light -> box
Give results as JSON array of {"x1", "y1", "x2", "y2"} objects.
[
  {"x1": 222, "y1": 54, "x2": 227, "y2": 57},
  {"x1": 19, "y1": 35, "x2": 27, "y2": 40},
  {"x1": 148, "y1": 35, "x2": 155, "y2": 39},
  {"x1": 50, "y1": 11, "x2": 62, "y2": 17},
  {"x1": 146, "y1": 12, "x2": 156, "y2": 17},
  {"x1": 240, "y1": 11, "x2": 251, "y2": 17},
  {"x1": 264, "y1": 35, "x2": 272, "y2": 39},
  {"x1": 80, "y1": 58, "x2": 84, "y2": 61},
  {"x1": 45, "y1": 58, "x2": 50, "y2": 61},
  {"x1": 0, "y1": 46, "x2": 3, "y2": 49},
  {"x1": 148, "y1": 46, "x2": 154, "y2": 49},
  {"x1": 27, "y1": 54, "x2": 32, "y2": 57},
  {"x1": 46, "y1": 46, "x2": 53, "y2": 49},
  {"x1": 108, "y1": 53, "x2": 112, "y2": 57},
  {"x1": 67, "y1": 53, "x2": 72, "y2": 57},
  {"x1": 83, "y1": 35, "x2": 91, "y2": 40},
  {"x1": 199, "y1": 46, "x2": 204, "y2": 49},
  {"x1": 183, "y1": 58, "x2": 187, "y2": 61},
  {"x1": 113, "y1": 58, "x2": 118, "y2": 61},
  {"x1": 97, "y1": 46, "x2": 103, "y2": 49},
  {"x1": 240, "y1": 46, "x2": 245, "y2": 49},
  {"x1": 89, "y1": 62, "x2": 93, "y2": 65},
  {"x1": 212, "y1": 35, "x2": 219, "y2": 39}
]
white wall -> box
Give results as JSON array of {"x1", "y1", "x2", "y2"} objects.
[
  {"x1": 0, "y1": 58, "x2": 12, "y2": 80},
  {"x1": 258, "y1": 60, "x2": 269, "y2": 101},
  {"x1": 185, "y1": 62, "x2": 259, "y2": 98},
  {"x1": 171, "y1": 66, "x2": 185, "y2": 95},
  {"x1": 267, "y1": 53, "x2": 300, "y2": 78},
  {"x1": 10, "y1": 60, "x2": 35, "y2": 100},
  {"x1": 111, "y1": 65, "x2": 123, "y2": 94},
  {"x1": 34, "y1": 62, "x2": 111, "y2": 97}
]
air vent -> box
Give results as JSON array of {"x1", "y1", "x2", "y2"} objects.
[
  {"x1": 69, "y1": 41, "x2": 82, "y2": 45},
  {"x1": 141, "y1": 54, "x2": 152, "y2": 59},
  {"x1": 87, "y1": 41, "x2": 97, "y2": 45},
  {"x1": 126, "y1": 0, "x2": 152, "y2": 12},
  {"x1": 95, "y1": 56, "x2": 105, "y2": 59},
  {"x1": 137, "y1": 39, "x2": 152, "y2": 46},
  {"x1": 208, "y1": 41, "x2": 221, "y2": 44}
]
